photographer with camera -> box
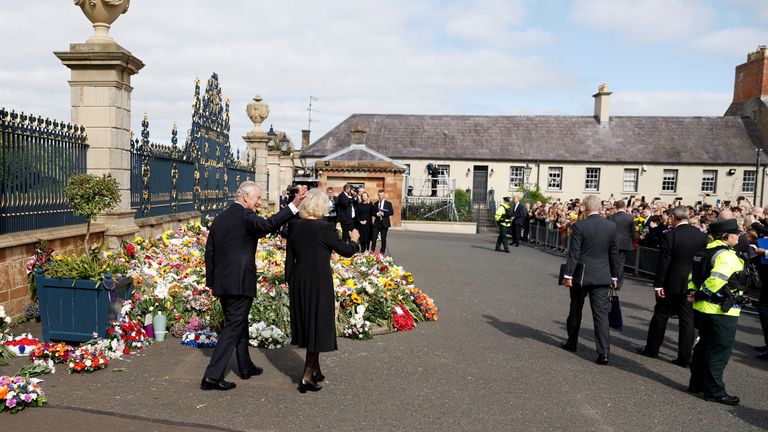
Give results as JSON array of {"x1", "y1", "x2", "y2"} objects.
[{"x1": 336, "y1": 184, "x2": 358, "y2": 241}]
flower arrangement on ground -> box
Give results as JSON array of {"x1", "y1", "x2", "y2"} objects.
[
  {"x1": 106, "y1": 316, "x2": 150, "y2": 356},
  {"x1": 2, "y1": 334, "x2": 41, "y2": 356},
  {"x1": 0, "y1": 306, "x2": 11, "y2": 336},
  {"x1": 248, "y1": 321, "x2": 286, "y2": 349},
  {"x1": 66, "y1": 348, "x2": 109, "y2": 374},
  {"x1": 341, "y1": 305, "x2": 373, "y2": 340},
  {"x1": 0, "y1": 375, "x2": 46, "y2": 414},
  {"x1": 181, "y1": 330, "x2": 218, "y2": 348}
]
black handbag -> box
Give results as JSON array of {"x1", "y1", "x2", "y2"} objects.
[{"x1": 608, "y1": 289, "x2": 623, "y2": 331}]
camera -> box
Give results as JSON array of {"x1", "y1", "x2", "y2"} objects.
[{"x1": 286, "y1": 185, "x2": 300, "y2": 202}]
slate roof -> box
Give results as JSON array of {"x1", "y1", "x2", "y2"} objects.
[
  {"x1": 303, "y1": 114, "x2": 768, "y2": 165},
  {"x1": 320, "y1": 144, "x2": 408, "y2": 169}
]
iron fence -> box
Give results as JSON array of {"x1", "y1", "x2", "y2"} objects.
[{"x1": 0, "y1": 109, "x2": 88, "y2": 235}]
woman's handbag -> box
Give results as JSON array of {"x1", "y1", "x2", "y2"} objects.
[{"x1": 608, "y1": 289, "x2": 623, "y2": 331}]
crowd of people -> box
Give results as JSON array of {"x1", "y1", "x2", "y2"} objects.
[{"x1": 541, "y1": 192, "x2": 768, "y2": 407}]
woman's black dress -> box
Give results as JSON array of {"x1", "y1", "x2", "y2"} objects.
[
  {"x1": 286, "y1": 218, "x2": 358, "y2": 352},
  {"x1": 356, "y1": 202, "x2": 374, "y2": 251}
]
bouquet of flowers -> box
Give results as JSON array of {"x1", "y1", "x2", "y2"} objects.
[
  {"x1": 341, "y1": 306, "x2": 373, "y2": 340},
  {"x1": 0, "y1": 375, "x2": 47, "y2": 414},
  {"x1": 66, "y1": 348, "x2": 108, "y2": 374},
  {"x1": 2, "y1": 334, "x2": 41, "y2": 356},
  {"x1": 30, "y1": 342, "x2": 73, "y2": 364},
  {"x1": 248, "y1": 321, "x2": 287, "y2": 349},
  {"x1": 106, "y1": 317, "x2": 150, "y2": 356},
  {"x1": 391, "y1": 304, "x2": 415, "y2": 331},
  {"x1": 25, "y1": 240, "x2": 54, "y2": 302},
  {"x1": 0, "y1": 306, "x2": 11, "y2": 335},
  {"x1": 181, "y1": 331, "x2": 218, "y2": 348}
]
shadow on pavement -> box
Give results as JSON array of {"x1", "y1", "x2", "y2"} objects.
[
  {"x1": 485, "y1": 314, "x2": 688, "y2": 393},
  {"x1": 263, "y1": 345, "x2": 305, "y2": 384},
  {"x1": 731, "y1": 405, "x2": 768, "y2": 430}
]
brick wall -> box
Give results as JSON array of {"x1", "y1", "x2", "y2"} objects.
[
  {"x1": 0, "y1": 229, "x2": 104, "y2": 317},
  {"x1": 733, "y1": 50, "x2": 768, "y2": 102}
]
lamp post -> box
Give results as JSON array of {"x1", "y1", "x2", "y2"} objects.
[
  {"x1": 279, "y1": 135, "x2": 290, "y2": 153},
  {"x1": 756, "y1": 148, "x2": 762, "y2": 205},
  {"x1": 523, "y1": 163, "x2": 532, "y2": 189}
]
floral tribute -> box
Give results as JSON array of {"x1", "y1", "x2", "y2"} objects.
[
  {"x1": 119, "y1": 221, "x2": 438, "y2": 346},
  {"x1": 391, "y1": 304, "x2": 415, "y2": 332},
  {"x1": 0, "y1": 306, "x2": 12, "y2": 335},
  {"x1": 30, "y1": 342, "x2": 73, "y2": 365},
  {"x1": 66, "y1": 348, "x2": 109, "y2": 374},
  {"x1": 181, "y1": 331, "x2": 217, "y2": 348},
  {"x1": 106, "y1": 316, "x2": 150, "y2": 356},
  {"x1": 0, "y1": 375, "x2": 46, "y2": 414},
  {"x1": 2, "y1": 334, "x2": 41, "y2": 356}
]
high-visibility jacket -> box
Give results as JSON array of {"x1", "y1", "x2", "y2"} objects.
[
  {"x1": 495, "y1": 203, "x2": 511, "y2": 228},
  {"x1": 688, "y1": 240, "x2": 744, "y2": 317}
]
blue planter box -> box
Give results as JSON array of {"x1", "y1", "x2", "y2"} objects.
[{"x1": 36, "y1": 270, "x2": 133, "y2": 343}]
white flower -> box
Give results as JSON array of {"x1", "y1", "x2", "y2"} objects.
[{"x1": 356, "y1": 305, "x2": 366, "y2": 316}]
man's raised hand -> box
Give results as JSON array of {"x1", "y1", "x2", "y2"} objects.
[{"x1": 292, "y1": 185, "x2": 308, "y2": 207}]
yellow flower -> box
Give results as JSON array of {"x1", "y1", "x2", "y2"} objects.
[
  {"x1": 134, "y1": 236, "x2": 144, "y2": 243},
  {"x1": 345, "y1": 279, "x2": 357, "y2": 289},
  {"x1": 350, "y1": 293, "x2": 361, "y2": 304}
]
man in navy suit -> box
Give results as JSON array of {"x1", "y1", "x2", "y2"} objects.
[
  {"x1": 608, "y1": 199, "x2": 635, "y2": 288},
  {"x1": 201, "y1": 181, "x2": 306, "y2": 391},
  {"x1": 561, "y1": 195, "x2": 620, "y2": 365},
  {"x1": 372, "y1": 189, "x2": 394, "y2": 254}
]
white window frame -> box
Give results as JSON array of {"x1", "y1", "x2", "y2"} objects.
[
  {"x1": 742, "y1": 170, "x2": 756, "y2": 194},
  {"x1": 547, "y1": 167, "x2": 562, "y2": 191},
  {"x1": 662, "y1": 169, "x2": 678, "y2": 193},
  {"x1": 509, "y1": 166, "x2": 524, "y2": 189},
  {"x1": 585, "y1": 167, "x2": 600, "y2": 191},
  {"x1": 701, "y1": 170, "x2": 717, "y2": 194},
  {"x1": 623, "y1": 168, "x2": 638, "y2": 193}
]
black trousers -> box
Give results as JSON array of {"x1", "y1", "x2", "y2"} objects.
[
  {"x1": 566, "y1": 285, "x2": 610, "y2": 356},
  {"x1": 341, "y1": 222, "x2": 354, "y2": 241},
  {"x1": 521, "y1": 221, "x2": 530, "y2": 241},
  {"x1": 758, "y1": 301, "x2": 768, "y2": 346},
  {"x1": 495, "y1": 222, "x2": 509, "y2": 252},
  {"x1": 690, "y1": 311, "x2": 738, "y2": 398},
  {"x1": 371, "y1": 223, "x2": 388, "y2": 253},
  {"x1": 204, "y1": 295, "x2": 254, "y2": 380},
  {"x1": 644, "y1": 292, "x2": 694, "y2": 363},
  {"x1": 615, "y1": 250, "x2": 627, "y2": 288},
  {"x1": 510, "y1": 222, "x2": 522, "y2": 246},
  {"x1": 358, "y1": 222, "x2": 372, "y2": 251}
]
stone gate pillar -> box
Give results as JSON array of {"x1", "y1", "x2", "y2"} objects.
[{"x1": 54, "y1": 0, "x2": 143, "y2": 245}]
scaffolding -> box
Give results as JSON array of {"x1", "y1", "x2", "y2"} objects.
[{"x1": 403, "y1": 175, "x2": 459, "y2": 221}]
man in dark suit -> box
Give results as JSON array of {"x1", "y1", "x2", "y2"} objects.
[
  {"x1": 561, "y1": 195, "x2": 620, "y2": 364},
  {"x1": 335, "y1": 184, "x2": 357, "y2": 241},
  {"x1": 201, "y1": 181, "x2": 306, "y2": 391},
  {"x1": 510, "y1": 195, "x2": 527, "y2": 247},
  {"x1": 637, "y1": 206, "x2": 707, "y2": 367},
  {"x1": 372, "y1": 189, "x2": 394, "y2": 254},
  {"x1": 608, "y1": 199, "x2": 635, "y2": 288}
]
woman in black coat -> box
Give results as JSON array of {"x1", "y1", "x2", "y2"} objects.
[
  {"x1": 355, "y1": 191, "x2": 374, "y2": 251},
  {"x1": 286, "y1": 188, "x2": 359, "y2": 393}
]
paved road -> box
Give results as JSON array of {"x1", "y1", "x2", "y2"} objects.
[{"x1": 4, "y1": 231, "x2": 768, "y2": 431}]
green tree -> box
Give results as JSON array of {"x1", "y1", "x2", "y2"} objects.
[
  {"x1": 64, "y1": 173, "x2": 120, "y2": 250},
  {"x1": 517, "y1": 185, "x2": 551, "y2": 205}
]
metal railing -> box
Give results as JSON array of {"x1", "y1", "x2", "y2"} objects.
[{"x1": 0, "y1": 108, "x2": 88, "y2": 235}]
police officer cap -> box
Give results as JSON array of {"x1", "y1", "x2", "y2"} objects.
[
  {"x1": 502, "y1": 196, "x2": 511, "y2": 202},
  {"x1": 709, "y1": 218, "x2": 740, "y2": 234}
]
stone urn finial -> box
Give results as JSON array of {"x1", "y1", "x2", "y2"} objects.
[
  {"x1": 74, "y1": 0, "x2": 131, "y2": 44},
  {"x1": 246, "y1": 95, "x2": 269, "y2": 135}
]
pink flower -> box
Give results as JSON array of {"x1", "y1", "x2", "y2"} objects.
[{"x1": 6, "y1": 398, "x2": 17, "y2": 408}]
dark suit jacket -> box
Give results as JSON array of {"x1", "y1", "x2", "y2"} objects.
[
  {"x1": 335, "y1": 193, "x2": 356, "y2": 226},
  {"x1": 609, "y1": 210, "x2": 635, "y2": 251},
  {"x1": 565, "y1": 214, "x2": 620, "y2": 286},
  {"x1": 652, "y1": 223, "x2": 708, "y2": 294},
  {"x1": 373, "y1": 200, "x2": 394, "y2": 228},
  {"x1": 511, "y1": 202, "x2": 527, "y2": 226},
  {"x1": 205, "y1": 203, "x2": 295, "y2": 297}
]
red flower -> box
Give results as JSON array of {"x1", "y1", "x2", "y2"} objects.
[
  {"x1": 125, "y1": 243, "x2": 136, "y2": 256},
  {"x1": 123, "y1": 348, "x2": 131, "y2": 355}
]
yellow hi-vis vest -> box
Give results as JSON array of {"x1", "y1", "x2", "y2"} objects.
[
  {"x1": 495, "y1": 203, "x2": 511, "y2": 227},
  {"x1": 688, "y1": 240, "x2": 744, "y2": 317}
]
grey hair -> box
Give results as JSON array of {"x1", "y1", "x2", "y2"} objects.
[
  {"x1": 671, "y1": 205, "x2": 688, "y2": 220},
  {"x1": 582, "y1": 195, "x2": 601, "y2": 212},
  {"x1": 299, "y1": 188, "x2": 330, "y2": 219},
  {"x1": 235, "y1": 181, "x2": 260, "y2": 199}
]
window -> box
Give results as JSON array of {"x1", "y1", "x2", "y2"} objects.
[
  {"x1": 623, "y1": 169, "x2": 638, "y2": 192},
  {"x1": 743, "y1": 170, "x2": 756, "y2": 194},
  {"x1": 436, "y1": 164, "x2": 450, "y2": 185},
  {"x1": 701, "y1": 170, "x2": 717, "y2": 194},
  {"x1": 509, "y1": 166, "x2": 524, "y2": 189},
  {"x1": 662, "y1": 169, "x2": 678, "y2": 193},
  {"x1": 585, "y1": 167, "x2": 600, "y2": 191},
  {"x1": 547, "y1": 167, "x2": 562, "y2": 190}
]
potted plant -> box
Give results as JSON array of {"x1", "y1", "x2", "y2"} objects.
[{"x1": 36, "y1": 173, "x2": 133, "y2": 342}]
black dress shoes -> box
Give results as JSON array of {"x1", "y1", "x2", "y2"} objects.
[
  {"x1": 704, "y1": 394, "x2": 740, "y2": 405},
  {"x1": 636, "y1": 347, "x2": 658, "y2": 358},
  {"x1": 669, "y1": 359, "x2": 690, "y2": 368},
  {"x1": 312, "y1": 369, "x2": 325, "y2": 383},
  {"x1": 595, "y1": 355, "x2": 609, "y2": 365},
  {"x1": 235, "y1": 364, "x2": 264, "y2": 380},
  {"x1": 560, "y1": 341, "x2": 577, "y2": 352},
  {"x1": 298, "y1": 379, "x2": 323, "y2": 393},
  {"x1": 200, "y1": 376, "x2": 236, "y2": 391},
  {"x1": 754, "y1": 345, "x2": 768, "y2": 352}
]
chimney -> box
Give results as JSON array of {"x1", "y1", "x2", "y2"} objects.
[
  {"x1": 350, "y1": 125, "x2": 367, "y2": 145},
  {"x1": 732, "y1": 45, "x2": 768, "y2": 103},
  {"x1": 593, "y1": 83, "x2": 612, "y2": 125},
  {"x1": 301, "y1": 129, "x2": 310, "y2": 151}
]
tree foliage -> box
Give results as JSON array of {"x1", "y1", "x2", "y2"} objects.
[{"x1": 64, "y1": 173, "x2": 120, "y2": 250}]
